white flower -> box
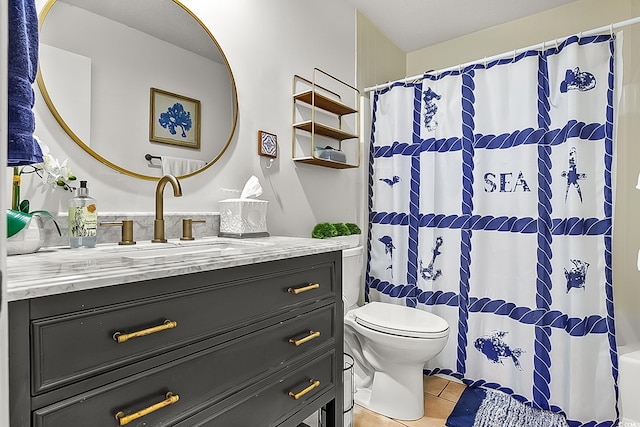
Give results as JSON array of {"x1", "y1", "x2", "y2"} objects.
[{"x1": 33, "y1": 136, "x2": 76, "y2": 191}]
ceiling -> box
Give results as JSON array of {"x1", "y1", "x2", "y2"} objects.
[
  {"x1": 57, "y1": 0, "x2": 580, "y2": 58},
  {"x1": 56, "y1": 0, "x2": 222, "y2": 62},
  {"x1": 345, "y1": 0, "x2": 580, "y2": 52}
]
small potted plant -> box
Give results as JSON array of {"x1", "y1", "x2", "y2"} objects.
[
  {"x1": 312, "y1": 222, "x2": 361, "y2": 247},
  {"x1": 311, "y1": 222, "x2": 338, "y2": 239}
]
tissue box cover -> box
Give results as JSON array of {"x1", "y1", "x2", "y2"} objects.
[{"x1": 219, "y1": 199, "x2": 269, "y2": 236}]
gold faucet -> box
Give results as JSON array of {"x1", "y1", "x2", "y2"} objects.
[{"x1": 152, "y1": 174, "x2": 183, "y2": 243}]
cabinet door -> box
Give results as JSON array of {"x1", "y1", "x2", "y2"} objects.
[
  {"x1": 32, "y1": 306, "x2": 335, "y2": 427},
  {"x1": 178, "y1": 352, "x2": 336, "y2": 427},
  {"x1": 31, "y1": 262, "x2": 335, "y2": 394}
]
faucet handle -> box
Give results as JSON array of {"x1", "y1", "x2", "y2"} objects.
[
  {"x1": 100, "y1": 220, "x2": 136, "y2": 245},
  {"x1": 181, "y1": 219, "x2": 206, "y2": 241}
]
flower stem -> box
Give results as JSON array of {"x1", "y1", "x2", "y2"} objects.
[{"x1": 11, "y1": 167, "x2": 20, "y2": 211}]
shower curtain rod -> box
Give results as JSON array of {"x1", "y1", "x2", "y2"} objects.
[{"x1": 364, "y1": 15, "x2": 640, "y2": 93}]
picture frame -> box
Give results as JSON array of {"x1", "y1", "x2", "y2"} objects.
[
  {"x1": 149, "y1": 88, "x2": 201, "y2": 149},
  {"x1": 258, "y1": 130, "x2": 278, "y2": 158}
]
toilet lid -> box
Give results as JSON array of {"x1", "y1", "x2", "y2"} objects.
[{"x1": 354, "y1": 302, "x2": 449, "y2": 338}]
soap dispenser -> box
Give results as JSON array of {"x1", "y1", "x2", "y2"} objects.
[{"x1": 69, "y1": 181, "x2": 97, "y2": 248}]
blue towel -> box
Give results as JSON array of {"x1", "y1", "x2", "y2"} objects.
[{"x1": 8, "y1": 0, "x2": 43, "y2": 166}]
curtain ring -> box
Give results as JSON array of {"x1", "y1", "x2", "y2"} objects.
[
  {"x1": 512, "y1": 49, "x2": 517, "y2": 62},
  {"x1": 483, "y1": 56, "x2": 488, "y2": 67},
  {"x1": 610, "y1": 23, "x2": 614, "y2": 37},
  {"x1": 555, "y1": 38, "x2": 559, "y2": 50}
]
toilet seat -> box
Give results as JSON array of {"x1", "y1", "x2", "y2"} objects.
[{"x1": 354, "y1": 302, "x2": 449, "y2": 339}]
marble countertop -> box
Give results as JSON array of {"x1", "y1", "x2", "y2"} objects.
[{"x1": 6, "y1": 236, "x2": 351, "y2": 302}]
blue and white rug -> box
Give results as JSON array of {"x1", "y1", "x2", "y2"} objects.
[{"x1": 447, "y1": 387, "x2": 569, "y2": 427}]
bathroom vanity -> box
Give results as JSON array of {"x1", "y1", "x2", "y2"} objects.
[{"x1": 6, "y1": 237, "x2": 345, "y2": 427}]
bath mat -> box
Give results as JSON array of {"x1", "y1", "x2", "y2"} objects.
[{"x1": 446, "y1": 387, "x2": 569, "y2": 427}]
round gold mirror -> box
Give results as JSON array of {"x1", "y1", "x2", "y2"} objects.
[{"x1": 37, "y1": 0, "x2": 238, "y2": 180}]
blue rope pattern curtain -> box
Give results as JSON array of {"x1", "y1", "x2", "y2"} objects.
[{"x1": 367, "y1": 34, "x2": 618, "y2": 426}]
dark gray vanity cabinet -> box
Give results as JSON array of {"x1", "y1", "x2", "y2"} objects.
[{"x1": 9, "y1": 251, "x2": 344, "y2": 427}]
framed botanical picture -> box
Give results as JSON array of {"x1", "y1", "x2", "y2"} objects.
[
  {"x1": 149, "y1": 88, "x2": 201, "y2": 149},
  {"x1": 258, "y1": 130, "x2": 277, "y2": 158}
]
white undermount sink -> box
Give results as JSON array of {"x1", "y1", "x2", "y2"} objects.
[
  {"x1": 110, "y1": 237, "x2": 272, "y2": 260},
  {"x1": 120, "y1": 245, "x2": 231, "y2": 260},
  {"x1": 172, "y1": 237, "x2": 271, "y2": 248}
]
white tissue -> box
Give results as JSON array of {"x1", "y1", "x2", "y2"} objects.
[
  {"x1": 240, "y1": 175, "x2": 263, "y2": 199},
  {"x1": 218, "y1": 175, "x2": 268, "y2": 235}
]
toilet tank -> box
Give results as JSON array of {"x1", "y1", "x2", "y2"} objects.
[{"x1": 343, "y1": 246, "x2": 364, "y2": 311}]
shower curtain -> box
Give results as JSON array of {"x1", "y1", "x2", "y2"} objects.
[{"x1": 367, "y1": 34, "x2": 618, "y2": 426}]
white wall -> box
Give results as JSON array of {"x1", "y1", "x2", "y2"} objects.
[
  {"x1": 27, "y1": 0, "x2": 360, "y2": 239},
  {"x1": 356, "y1": 11, "x2": 406, "y2": 94},
  {"x1": 406, "y1": 0, "x2": 636, "y2": 76}
]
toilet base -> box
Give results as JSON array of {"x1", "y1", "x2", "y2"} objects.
[{"x1": 354, "y1": 366, "x2": 424, "y2": 421}]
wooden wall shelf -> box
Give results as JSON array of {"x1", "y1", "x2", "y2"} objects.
[{"x1": 292, "y1": 68, "x2": 360, "y2": 169}]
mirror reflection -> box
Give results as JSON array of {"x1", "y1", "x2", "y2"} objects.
[{"x1": 37, "y1": 0, "x2": 238, "y2": 179}]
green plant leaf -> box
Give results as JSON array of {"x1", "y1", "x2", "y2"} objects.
[
  {"x1": 31, "y1": 210, "x2": 62, "y2": 237},
  {"x1": 345, "y1": 223, "x2": 361, "y2": 235},
  {"x1": 311, "y1": 222, "x2": 338, "y2": 239},
  {"x1": 7, "y1": 209, "x2": 62, "y2": 238},
  {"x1": 333, "y1": 223, "x2": 350, "y2": 236},
  {"x1": 19, "y1": 199, "x2": 30, "y2": 213},
  {"x1": 7, "y1": 209, "x2": 32, "y2": 238}
]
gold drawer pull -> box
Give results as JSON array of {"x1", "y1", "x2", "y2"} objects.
[
  {"x1": 289, "y1": 330, "x2": 320, "y2": 347},
  {"x1": 288, "y1": 380, "x2": 321, "y2": 400},
  {"x1": 115, "y1": 392, "x2": 179, "y2": 425},
  {"x1": 288, "y1": 283, "x2": 320, "y2": 295},
  {"x1": 113, "y1": 319, "x2": 177, "y2": 343}
]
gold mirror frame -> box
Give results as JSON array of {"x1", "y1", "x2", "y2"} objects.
[{"x1": 36, "y1": 0, "x2": 238, "y2": 180}]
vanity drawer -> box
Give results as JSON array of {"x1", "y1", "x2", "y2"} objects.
[
  {"x1": 32, "y1": 306, "x2": 336, "y2": 427},
  {"x1": 180, "y1": 352, "x2": 335, "y2": 427},
  {"x1": 31, "y1": 262, "x2": 336, "y2": 394}
]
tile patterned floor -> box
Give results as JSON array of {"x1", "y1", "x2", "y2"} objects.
[{"x1": 353, "y1": 376, "x2": 466, "y2": 427}]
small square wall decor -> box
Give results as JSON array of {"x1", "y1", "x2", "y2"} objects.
[{"x1": 258, "y1": 130, "x2": 277, "y2": 158}]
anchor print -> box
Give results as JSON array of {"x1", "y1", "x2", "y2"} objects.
[
  {"x1": 475, "y1": 331, "x2": 524, "y2": 371},
  {"x1": 378, "y1": 235, "x2": 395, "y2": 277},
  {"x1": 419, "y1": 236, "x2": 443, "y2": 282},
  {"x1": 561, "y1": 147, "x2": 587, "y2": 203},
  {"x1": 379, "y1": 175, "x2": 401, "y2": 187},
  {"x1": 565, "y1": 259, "x2": 590, "y2": 293}
]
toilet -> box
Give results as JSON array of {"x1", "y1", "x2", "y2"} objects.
[{"x1": 342, "y1": 246, "x2": 450, "y2": 421}]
